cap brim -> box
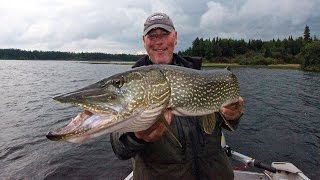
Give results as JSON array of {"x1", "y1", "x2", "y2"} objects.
[{"x1": 143, "y1": 24, "x2": 174, "y2": 35}]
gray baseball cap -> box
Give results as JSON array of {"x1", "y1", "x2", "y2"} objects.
[{"x1": 143, "y1": 12, "x2": 175, "y2": 35}]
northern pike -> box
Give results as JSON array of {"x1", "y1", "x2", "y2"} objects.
[{"x1": 46, "y1": 65, "x2": 240, "y2": 143}]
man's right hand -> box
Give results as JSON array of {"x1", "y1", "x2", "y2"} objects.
[{"x1": 134, "y1": 111, "x2": 173, "y2": 142}]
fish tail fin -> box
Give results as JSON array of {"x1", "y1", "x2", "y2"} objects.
[{"x1": 219, "y1": 111, "x2": 235, "y2": 131}]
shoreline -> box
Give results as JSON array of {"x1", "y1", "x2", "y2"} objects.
[
  {"x1": 202, "y1": 63, "x2": 301, "y2": 69},
  {"x1": 83, "y1": 61, "x2": 135, "y2": 65},
  {"x1": 83, "y1": 61, "x2": 301, "y2": 70},
  {"x1": 2, "y1": 59, "x2": 303, "y2": 70}
]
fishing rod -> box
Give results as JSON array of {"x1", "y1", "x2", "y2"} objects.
[
  {"x1": 221, "y1": 133, "x2": 277, "y2": 173},
  {"x1": 221, "y1": 133, "x2": 310, "y2": 180},
  {"x1": 223, "y1": 145, "x2": 277, "y2": 173}
]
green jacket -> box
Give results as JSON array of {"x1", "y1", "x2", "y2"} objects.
[{"x1": 110, "y1": 54, "x2": 240, "y2": 180}]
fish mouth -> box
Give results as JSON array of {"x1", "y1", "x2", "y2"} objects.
[
  {"x1": 47, "y1": 81, "x2": 125, "y2": 143},
  {"x1": 46, "y1": 109, "x2": 115, "y2": 143}
]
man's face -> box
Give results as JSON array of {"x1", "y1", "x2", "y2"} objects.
[{"x1": 143, "y1": 28, "x2": 177, "y2": 64}]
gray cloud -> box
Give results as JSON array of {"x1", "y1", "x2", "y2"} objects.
[
  {"x1": 0, "y1": 0, "x2": 319, "y2": 54},
  {"x1": 198, "y1": 0, "x2": 320, "y2": 40}
]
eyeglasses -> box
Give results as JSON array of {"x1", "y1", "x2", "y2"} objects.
[{"x1": 146, "y1": 32, "x2": 170, "y2": 40}]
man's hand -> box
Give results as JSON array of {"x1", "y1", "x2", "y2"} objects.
[
  {"x1": 220, "y1": 97, "x2": 244, "y2": 121},
  {"x1": 134, "y1": 111, "x2": 172, "y2": 142}
]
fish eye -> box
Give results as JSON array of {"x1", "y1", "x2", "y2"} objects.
[{"x1": 112, "y1": 76, "x2": 124, "y2": 88}]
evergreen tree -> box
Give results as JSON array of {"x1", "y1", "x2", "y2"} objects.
[
  {"x1": 303, "y1": 25, "x2": 311, "y2": 42},
  {"x1": 191, "y1": 37, "x2": 201, "y2": 56}
]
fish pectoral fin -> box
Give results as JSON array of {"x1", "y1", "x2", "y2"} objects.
[
  {"x1": 158, "y1": 114, "x2": 183, "y2": 148},
  {"x1": 218, "y1": 111, "x2": 235, "y2": 131},
  {"x1": 201, "y1": 113, "x2": 216, "y2": 134}
]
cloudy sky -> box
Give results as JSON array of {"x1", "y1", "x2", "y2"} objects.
[{"x1": 1, "y1": 0, "x2": 320, "y2": 54}]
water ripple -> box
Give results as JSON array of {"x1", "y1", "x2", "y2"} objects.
[{"x1": 0, "y1": 61, "x2": 319, "y2": 179}]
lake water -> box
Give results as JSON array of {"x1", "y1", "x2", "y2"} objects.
[{"x1": 0, "y1": 60, "x2": 319, "y2": 179}]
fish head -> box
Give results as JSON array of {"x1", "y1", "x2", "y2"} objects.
[
  {"x1": 47, "y1": 66, "x2": 170, "y2": 143},
  {"x1": 52, "y1": 71, "x2": 144, "y2": 114}
]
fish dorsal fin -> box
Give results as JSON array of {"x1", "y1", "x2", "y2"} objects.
[
  {"x1": 201, "y1": 113, "x2": 216, "y2": 134},
  {"x1": 158, "y1": 114, "x2": 182, "y2": 148}
]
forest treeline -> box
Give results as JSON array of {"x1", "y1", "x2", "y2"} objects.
[
  {"x1": 178, "y1": 25, "x2": 320, "y2": 71},
  {"x1": 0, "y1": 49, "x2": 141, "y2": 62},
  {"x1": 1, "y1": 25, "x2": 319, "y2": 71}
]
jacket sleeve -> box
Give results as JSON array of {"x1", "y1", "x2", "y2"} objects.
[{"x1": 110, "y1": 132, "x2": 147, "y2": 160}]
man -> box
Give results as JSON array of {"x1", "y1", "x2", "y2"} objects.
[{"x1": 110, "y1": 12, "x2": 244, "y2": 180}]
